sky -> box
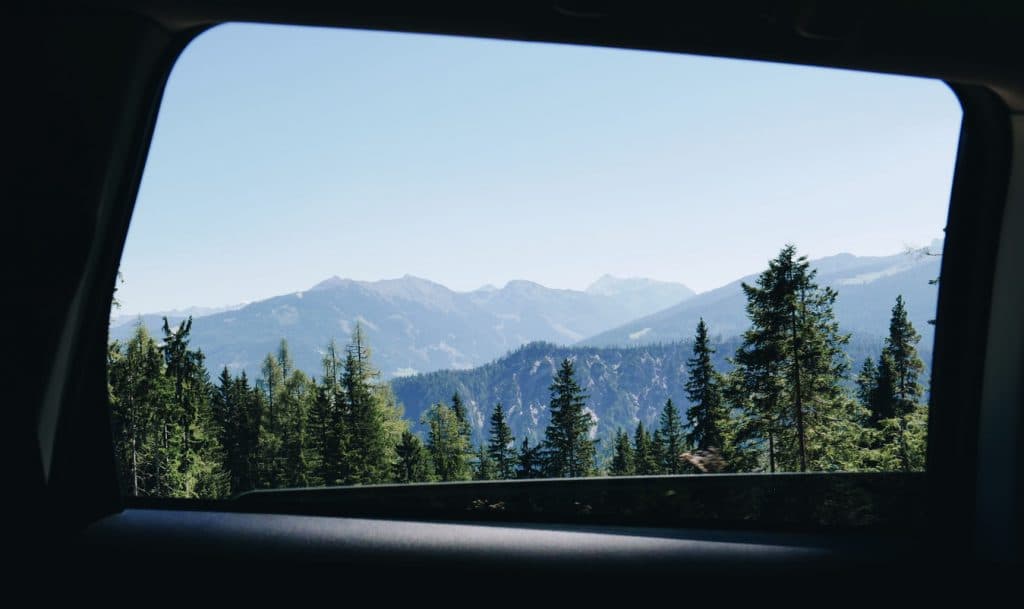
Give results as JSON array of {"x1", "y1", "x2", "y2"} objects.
[{"x1": 117, "y1": 22, "x2": 962, "y2": 316}]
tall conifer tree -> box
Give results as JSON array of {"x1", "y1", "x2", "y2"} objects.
[
  {"x1": 683, "y1": 319, "x2": 726, "y2": 451},
  {"x1": 609, "y1": 429, "x2": 635, "y2": 476},
  {"x1": 516, "y1": 437, "x2": 543, "y2": 479},
  {"x1": 340, "y1": 323, "x2": 392, "y2": 484},
  {"x1": 394, "y1": 430, "x2": 429, "y2": 483},
  {"x1": 423, "y1": 402, "x2": 472, "y2": 481},
  {"x1": 542, "y1": 358, "x2": 596, "y2": 478},
  {"x1": 657, "y1": 399, "x2": 686, "y2": 473},
  {"x1": 633, "y1": 421, "x2": 659, "y2": 475},
  {"x1": 733, "y1": 246, "x2": 852, "y2": 472},
  {"x1": 486, "y1": 403, "x2": 517, "y2": 480}
]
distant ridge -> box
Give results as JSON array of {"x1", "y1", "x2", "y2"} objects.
[{"x1": 110, "y1": 274, "x2": 695, "y2": 378}]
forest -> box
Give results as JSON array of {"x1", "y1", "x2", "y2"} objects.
[{"x1": 107, "y1": 245, "x2": 928, "y2": 498}]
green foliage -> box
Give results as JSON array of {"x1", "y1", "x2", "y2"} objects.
[
  {"x1": 339, "y1": 324, "x2": 395, "y2": 485},
  {"x1": 542, "y1": 358, "x2": 597, "y2": 478},
  {"x1": 486, "y1": 403, "x2": 517, "y2": 480},
  {"x1": 657, "y1": 399, "x2": 686, "y2": 473},
  {"x1": 683, "y1": 319, "x2": 726, "y2": 451},
  {"x1": 516, "y1": 437, "x2": 543, "y2": 479},
  {"x1": 451, "y1": 391, "x2": 473, "y2": 442},
  {"x1": 632, "y1": 421, "x2": 660, "y2": 475},
  {"x1": 731, "y1": 245, "x2": 854, "y2": 472},
  {"x1": 108, "y1": 323, "x2": 169, "y2": 496},
  {"x1": 256, "y1": 340, "x2": 314, "y2": 488},
  {"x1": 107, "y1": 244, "x2": 932, "y2": 496},
  {"x1": 608, "y1": 429, "x2": 634, "y2": 476},
  {"x1": 885, "y1": 295, "x2": 925, "y2": 416},
  {"x1": 394, "y1": 430, "x2": 430, "y2": 483},
  {"x1": 862, "y1": 406, "x2": 927, "y2": 472},
  {"x1": 308, "y1": 340, "x2": 344, "y2": 486},
  {"x1": 855, "y1": 357, "x2": 878, "y2": 417},
  {"x1": 211, "y1": 368, "x2": 262, "y2": 493},
  {"x1": 473, "y1": 443, "x2": 495, "y2": 480},
  {"x1": 161, "y1": 317, "x2": 228, "y2": 498},
  {"x1": 858, "y1": 296, "x2": 928, "y2": 471},
  {"x1": 423, "y1": 402, "x2": 472, "y2": 481}
]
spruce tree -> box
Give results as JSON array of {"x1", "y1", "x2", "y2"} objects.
[
  {"x1": 657, "y1": 399, "x2": 686, "y2": 473},
  {"x1": 683, "y1": 319, "x2": 726, "y2": 451},
  {"x1": 394, "y1": 430, "x2": 429, "y2": 483},
  {"x1": 868, "y1": 353, "x2": 897, "y2": 424},
  {"x1": 732, "y1": 245, "x2": 852, "y2": 472},
  {"x1": 516, "y1": 437, "x2": 543, "y2": 479},
  {"x1": 423, "y1": 402, "x2": 472, "y2": 481},
  {"x1": 160, "y1": 317, "x2": 227, "y2": 498},
  {"x1": 885, "y1": 295, "x2": 925, "y2": 418},
  {"x1": 308, "y1": 340, "x2": 343, "y2": 485},
  {"x1": 542, "y1": 358, "x2": 596, "y2": 478},
  {"x1": 633, "y1": 421, "x2": 659, "y2": 475},
  {"x1": 609, "y1": 429, "x2": 634, "y2": 476},
  {"x1": 108, "y1": 322, "x2": 168, "y2": 496},
  {"x1": 486, "y1": 403, "x2": 517, "y2": 480},
  {"x1": 451, "y1": 391, "x2": 473, "y2": 438},
  {"x1": 473, "y1": 444, "x2": 495, "y2": 481},
  {"x1": 212, "y1": 367, "x2": 245, "y2": 493},
  {"x1": 235, "y1": 371, "x2": 263, "y2": 491},
  {"x1": 869, "y1": 296, "x2": 928, "y2": 471},
  {"x1": 278, "y1": 365, "x2": 311, "y2": 487},
  {"x1": 257, "y1": 352, "x2": 284, "y2": 486},
  {"x1": 340, "y1": 324, "x2": 392, "y2": 485},
  {"x1": 855, "y1": 357, "x2": 878, "y2": 418}
]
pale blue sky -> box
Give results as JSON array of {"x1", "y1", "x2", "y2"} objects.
[{"x1": 118, "y1": 22, "x2": 962, "y2": 315}]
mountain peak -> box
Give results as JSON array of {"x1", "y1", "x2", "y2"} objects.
[
  {"x1": 310, "y1": 275, "x2": 353, "y2": 291},
  {"x1": 503, "y1": 279, "x2": 546, "y2": 291},
  {"x1": 585, "y1": 274, "x2": 694, "y2": 299}
]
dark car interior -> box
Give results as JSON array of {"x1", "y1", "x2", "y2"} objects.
[{"x1": 11, "y1": 0, "x2": 1021, "y2": 591}]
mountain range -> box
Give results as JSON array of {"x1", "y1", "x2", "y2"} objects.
[
  {"x1": 111, "y1": 246, "x2": 941, "y2": 443},
  {"x1": 110, "y1": 245, "x2": 939, "y2": 389},
  {"x1": 392, "y1": 335, "x2": 931, "y2": 446},
  {"x1": 110, "y1": 274, "x2": 694, "y2": 379},
  {"x1": 585, "y1": 248, "x2": 941, "y2": 348}
]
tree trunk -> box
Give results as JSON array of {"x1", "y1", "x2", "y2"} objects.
[{"x1": 790, "y1": 300, "x2": 807, "y2": 473}]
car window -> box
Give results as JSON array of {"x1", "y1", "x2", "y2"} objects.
[{"x1": 107, "y1": 23, "x2": 960, "y2": 508}]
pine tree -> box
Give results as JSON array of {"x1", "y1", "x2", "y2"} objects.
[
  {"x1": 257, "y1": 352, "x2": 284, "y2": 487},
  {"x1": 855, "y1": 357, "x2": 878, "y2": 417},
  {"x1": 657, "y1": 399, "x2": 686, "y2": 474},
  {"x1": 212, "y1": 367, "x2": 245, "y2": 493},
  {"x1": 108, "y1": 322, "x2": 168, "y2": 496},
  {"x1": 451, "y1": 391, "x2": 473, "y2": 441},
  {"x1": 308, "y1": 365, "x2": 340, "y2": 486},
  {"x1": 340, "y1": 323, "x2": 393, "y2": 485},
  {"x1": 516, "y1": 437, "x2": 543, "y2": 479},
  {"x1": 235, "y1": 371, "x2": 263, "y2": 491},
  {"x1": 732, "y1": 245, "x2": 853, "y2": 472},
  {"x1": 683, "y1": 319, "x2": 726, "y2": 452},
  {"x1": 885, "y1": 295, "x2": 925, "y2": 418},
  {"x1": 867, "y1": 296, "x2": 928, "y2": 471},
  {"x1": 160, "y1": 317, "x2": 227, "y2": 498},
  {"x1": 732, "y1": 270, "x2": 787, "y2": 473},
  {"x1": 423, "y1": 402, "x2": 472, "y2": 481},
  {"x1": 473, "y1": 443, "x2": 495, "y2": 481},
  {"x1": 609, "y1": 429, "x2": 634, "y2": 476},
  {"x1": 394, "y1": 430, "x2": 429, "y2": 483},
  {"x1": 278, "y1": 364, "x2": 311, "y2": 487},
  {"x1": 542, "y1": 358, "x2": 596, "y2": 478},
  {"x1": 255, "y1": 340, "x2": 311, "y2": 488},
  {"x1": 486, "y1": 403, "x2": 517, "y2": 479},
  {"x1": 633, "y1": 421, "x2": 659, "y2": 475},
  {"x1": 868, "y1": 354, "x2": 897, "y2": 424}
]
